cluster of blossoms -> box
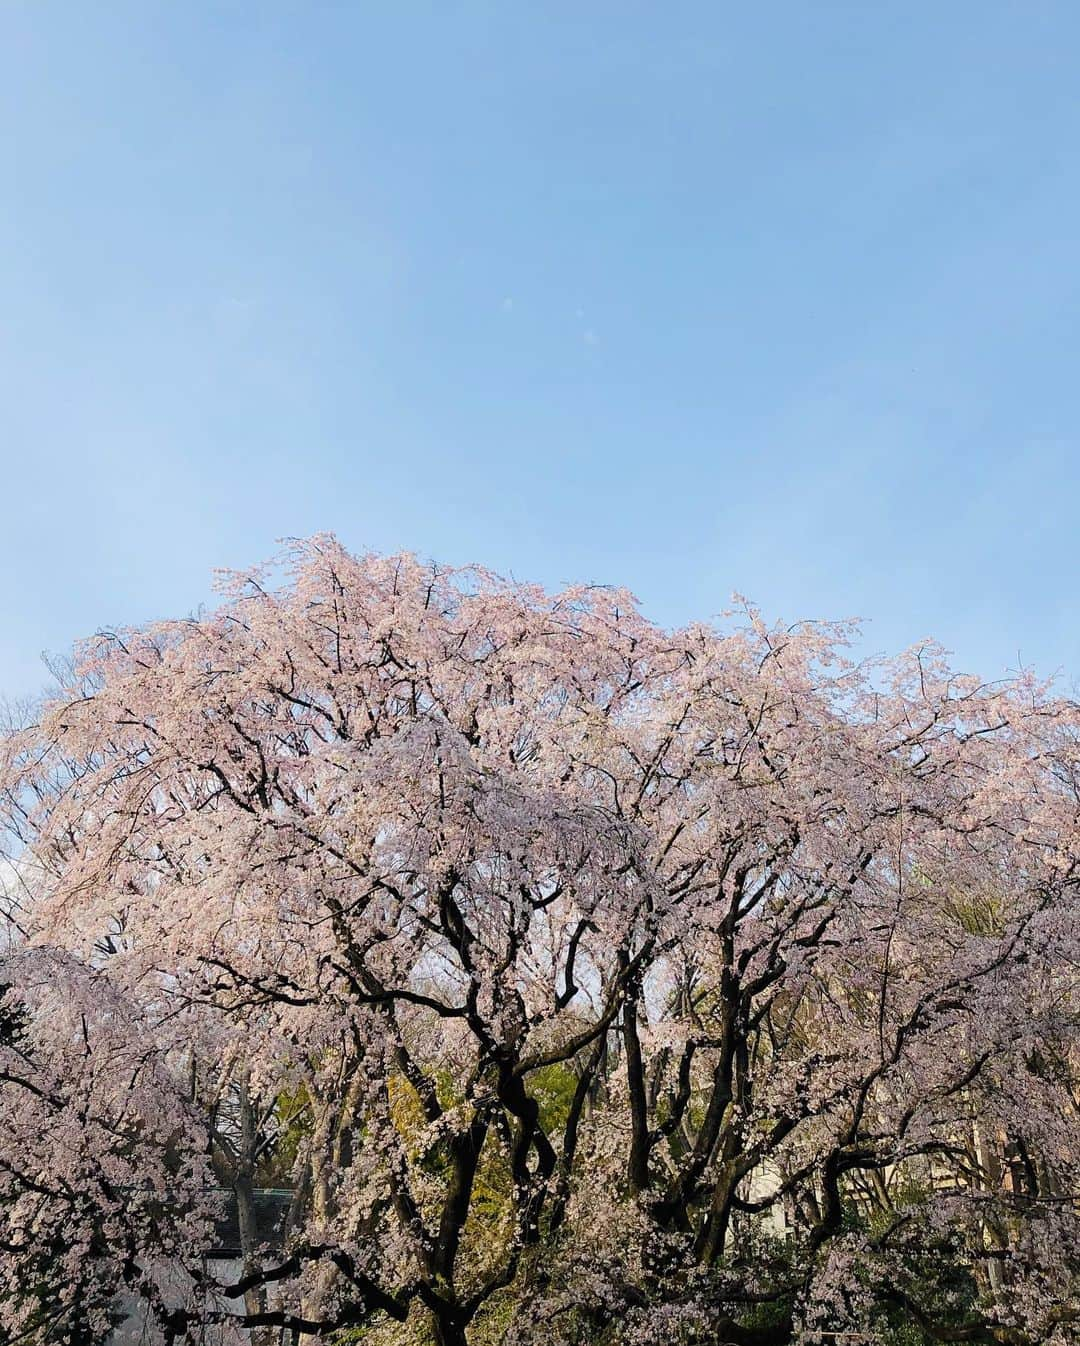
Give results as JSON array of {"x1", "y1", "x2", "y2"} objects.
[{"x1": 0, "y1": 536, "x2": 1077, "y2": 1345}]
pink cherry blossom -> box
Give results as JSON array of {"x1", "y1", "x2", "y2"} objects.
[{"x1": 1, "y1": 537, "x2": 1077, "y2": 1345}]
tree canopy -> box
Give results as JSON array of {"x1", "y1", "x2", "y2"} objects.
[{"x1": 1, "y1": 537, "x2": 1077, "y2": 1346}]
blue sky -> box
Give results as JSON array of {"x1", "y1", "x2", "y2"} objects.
[{"x1": 2, "y1": 3, "x2": 1079, "y2": 699}]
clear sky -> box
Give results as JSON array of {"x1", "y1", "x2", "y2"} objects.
[{"x1": 2, "y1": 3, "x2": 1079, "y2": 700}]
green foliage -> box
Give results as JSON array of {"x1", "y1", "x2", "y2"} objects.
[
  {"x1": 256, "y1": 1081, "x2": 313, "y2": 1184},
  {"x1": 529, "y1": 1062, "x2": 578, "y2": 1134}
]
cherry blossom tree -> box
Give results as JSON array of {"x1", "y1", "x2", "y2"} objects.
[{"x1": 1, "y1": 536, "x2": 1077, "y2": 1346}]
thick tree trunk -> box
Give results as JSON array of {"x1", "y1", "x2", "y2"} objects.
[{"x1": 431, "y1": 1310, "x2": 471, "y2": 1346}]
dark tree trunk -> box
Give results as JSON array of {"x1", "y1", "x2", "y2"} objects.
[{"x1": 431, "y1": 1309, "x2": 471, "y2": 1346}]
